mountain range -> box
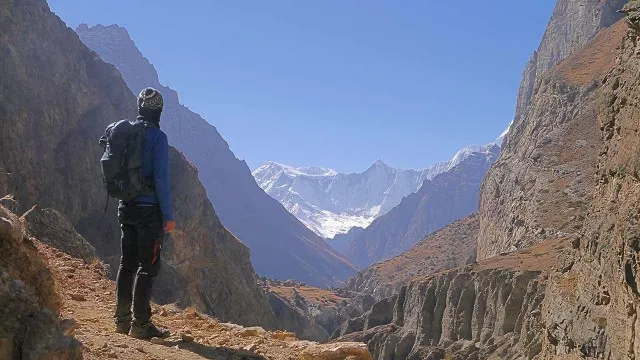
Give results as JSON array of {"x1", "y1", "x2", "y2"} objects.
[
  {"x1": 76, "y1": 24, "x2": 356, "y2": 287},
  {"x1": 253, "y1": 134, "x2": 506, "y2": 242},
  {"x1": 344, "y1": 142, "x2": 501, "y2": 267}
]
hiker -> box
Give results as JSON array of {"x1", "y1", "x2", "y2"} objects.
[{"x1": 101, "y1": 87, "x2": 176, "y2": 339}]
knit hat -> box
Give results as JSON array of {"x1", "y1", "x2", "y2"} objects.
[{"x1": 137, "y1": 87, "x2": 163, "y2": 112}]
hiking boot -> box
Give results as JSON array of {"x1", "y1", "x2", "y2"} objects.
[
  {"x1": 115, "y1": 321, "x2": 131, "y2": 335},
  {"x1": 129, "y1": 321, "x2": 170, "y2": 339}
]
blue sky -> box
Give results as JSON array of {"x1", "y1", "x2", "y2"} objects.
[{"x1": 48, "y1": 1, "x2": 555, "y2": 173}]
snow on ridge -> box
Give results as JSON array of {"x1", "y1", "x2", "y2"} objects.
[
  {"x1": 493, "y1": 120, "x2": 513, "y2": 147},
  {"x1": 256, "y1": 161, "x2": 337, "y2": 178},
  {"x1": 253, "y1": 122, "x2": 510, "y2": 239}
]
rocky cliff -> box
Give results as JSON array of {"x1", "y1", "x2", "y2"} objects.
[
  {"x1": 478, "y1": 5, "x2": 627, "y2": 260},
  {"x1": 532, "y1": 3, "x2": 640, "y2": 356},
  {"x1": 0, "y1": 0, "x2": 275, "y2": 327},
  {"x1": 482, "y1": 0, "x2": 626, "y2": 260},
  {"x1": 513, "y1": 0, "x2": 626, "y2": 122},
  {"x1": 334, "y1": 238, "x2": 569, "y2": 359},
  {"x1": 345, "y1": 215, "x2": 478, "y2": 302},
  {"x1": 345, "y1": 144, "x2": 499, "y2": 268},
  {"x1": 76, "y1": 24, "x2": 357, "y2": 287}
]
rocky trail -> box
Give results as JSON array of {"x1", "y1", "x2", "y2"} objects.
[{"x1": 36, "y1": 241, "x2": 371, "y2": 360}]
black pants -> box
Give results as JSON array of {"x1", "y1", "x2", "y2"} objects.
[{"x1": 114, "y1": 202, "x2": 163, "y2": 325}]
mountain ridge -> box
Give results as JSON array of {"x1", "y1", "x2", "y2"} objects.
[
  {"x1": 253, "y1": 138, "x2": 506, "y2": 240},
  {"x1": 344, "y1": 142, "x2": 500, "y2": 267}
]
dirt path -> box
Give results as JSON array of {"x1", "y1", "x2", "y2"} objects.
[{"x1": 36, "y1": 242, "x2": 371, "y2": 360}]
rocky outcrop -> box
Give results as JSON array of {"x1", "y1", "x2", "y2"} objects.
[
  {"x1": 346, "y1": 145, "x2": 499, "y2": 268},
  {"x1": 0, "y1": 0, "x2": 275, "y2": 327},
  {"x1": 478, "y1": 19, "x2": 628, "y2": 260},
  {"x1": 335, "y1": 238, "x2": 568, "y2": 359},
  {"x1": 76, "y1": 24, "x2": 357, "y2": 287},
  {"x1": 263, "y1": 279, "x2": 375, "y2": 342},
  {"x1": 266, "y1": 291, "x2": 331, "y2": 342},
  {"x1": 345, "y1": 215, "x2": 478, "y2": 302},
  {"x1": 514, "y1": 0, "x2": 625, "y2": 122},
  {"x1": 0, "y1": 204, "x2": 82, "y2": 359},
  {"x1": 21, "y1": 206, "x2": 97, "y2": 263}
]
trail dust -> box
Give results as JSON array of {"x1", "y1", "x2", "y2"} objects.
[{"x1": 36, "y1": 241, "x2": 371, "y2": 360}]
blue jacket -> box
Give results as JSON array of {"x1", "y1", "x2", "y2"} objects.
[{"x1": 135, "y1": 120, "x2": 174, "y2": 223}]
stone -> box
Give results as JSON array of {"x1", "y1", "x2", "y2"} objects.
[
  {"x1": 181, "y1": 334, "x2": 194, "y2": 342},
  {"x1": 243, "y1": 343, "x2": 259, "y2": 352},
  {"x1": 150, "y1": 337, "x2": 165, "y2": 345},
  {"x1": 271, "y1": 331, "x2": 296, "y2": 341}
]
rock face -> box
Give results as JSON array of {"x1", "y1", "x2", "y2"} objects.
[
  {"x1": 335, "y1": 238, "x2": 568, "y2": 359},
  {"x1": 346, "y1": 144, "x2": 499, "y2": 268},
  {"x1": 76, "y1": 24, "x2": 357, "y2": 287},
  {"x1": 345, "y1": 215, "x2": 479, "y2": 302},
  {"x1": 0, "y1": 204, "x2": 82, "y2": 359},
  {"x1": 480, "y1": 0, "x2": 626, "y2": 260},
  {"x1": 478, "y1": 9, "x2": 627, "y2": 260},
  {"x1": 252, "y1": 160, "x2": 449, "y2": 239},
  {"x1": 533, "y1": 6, "x2": 640, "y2": 356},
  {"x1": 0, "y1": 0, "x2": 275, "y2": 327},
  {"x1": 514, "y1": 0, "x2": 626, "y2": 122}
]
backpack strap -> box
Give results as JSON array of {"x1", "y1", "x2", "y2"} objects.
[{"x1": 140, "y1": 120, "x2": 158, "y2": 195}]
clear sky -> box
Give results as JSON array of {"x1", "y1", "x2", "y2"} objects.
[{"x1": 48, "y1": 1, "x2": 556, "y2": 173}]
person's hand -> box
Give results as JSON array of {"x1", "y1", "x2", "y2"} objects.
[{"x1": 164, "y1": 220, "x2": 176, "y2": 233}]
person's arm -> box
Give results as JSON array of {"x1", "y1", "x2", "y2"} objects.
[{"x1": 153, "y1": 132, "x2": 175, "y2": 228}]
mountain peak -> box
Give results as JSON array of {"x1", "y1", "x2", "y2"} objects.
[{"x1": 367, "y1": 159, "x2": 392, "y2": 172}]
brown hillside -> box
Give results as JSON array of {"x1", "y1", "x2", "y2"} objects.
[
  {"x1": 345, "y1": 215, "x2": 478, "y2": 301},
  {"x1": 554, "y1": 19, "x2": 628, "y2": 85}
]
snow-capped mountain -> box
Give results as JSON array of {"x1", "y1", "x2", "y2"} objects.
[
  {"x1": 345, "y1": 141, "x2": 501, "y2": 267},
  {"x1": 253, "y1": 142, "x2": 499, "y2": 239}
]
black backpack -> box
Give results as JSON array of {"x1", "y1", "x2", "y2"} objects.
[{"x1": 99, "y1": 119, "x2": 155, "y2": 203}]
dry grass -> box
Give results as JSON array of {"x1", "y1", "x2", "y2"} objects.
[
  {"x1": 365, "y1": 215, "x2": 478, "y2": 288},
  {"x1": 555, "y1": 20, "x2": 628, "y2": 86},
  {"x1": 0, "y1": 194, "x2": 17, "y2": 203}
]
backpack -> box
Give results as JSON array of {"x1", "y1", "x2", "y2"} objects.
[{"x1": 99, "y1": 119, "x2": 155, "y2": 203}]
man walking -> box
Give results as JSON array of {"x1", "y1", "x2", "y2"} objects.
[{"x1": 112, "y1": 87, "x2": 176, "y2": 339}]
